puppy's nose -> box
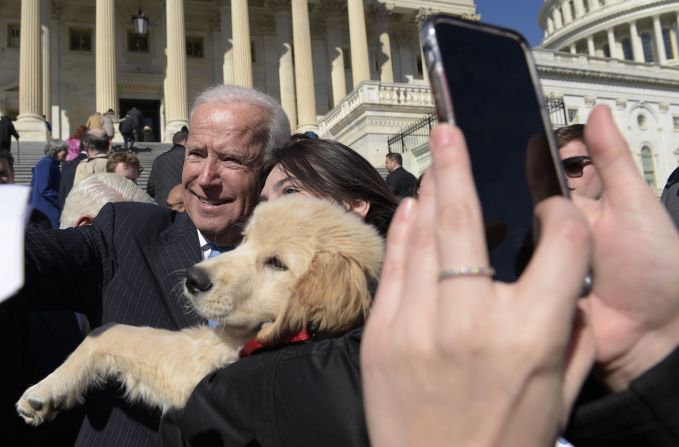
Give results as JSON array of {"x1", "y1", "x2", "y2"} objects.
[{"x1": 185, "y1": 266, "x2": 213, "y2": 294}]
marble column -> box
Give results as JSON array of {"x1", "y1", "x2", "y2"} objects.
[
  {"x1": 587, "y1": 35, "x2": 595, "y2": 56},
  {"x1": 415, "y1": 9, "x2": 431, "y2": 84},
  {"x1": 96, "y1": 0, "x2": 117, "y2": 114},
  {"x1": 268, "y1": 0, "x2": 297, "y2": 129},
  {"x1": 547, "y1": 18, "x2": 554, "y2": 35},
  {"x1": 574, "y1": 0, "x2": 585, "y2": 17},
  {"x1": 653, "y1": 15, "x2": 667, "y2": 64},
  {"x1": 219, "y1": 7, "x2": 234, "y2": 84},
  {"x1": 291, "y1": 0, "x2": 317, "y2": 131},
  {"x1": 231, "y1": 0, "x2": 253, "y2": 87},
  {"x1": 563, "y1": 2, "x2": 573, "y2": 23},
  {"x1": 553, "y1": 8, "x2": 563, "y2": 29},
  {"x1": 16, "y1": 0, "x2": 46, "y2": 140},
  {"x1": 41, "y1": 24, "x2": 50, "y2": 118},
  {"x1": 165, "y1": 0, "x2": 189, "y2": 140},
  {"x1": 347, "y1": 0, "x2": 371, "y2": 87},
  {"x1": 607, "y1": 27, "x2": 617, "y2": 58},
  {"x1": 570, "y1": 44, "x2": 577, "y2": 54},
  {"x1": 320, "y1": 0, "x2": 346, "y2": 107},
  {"x1": 371, "y1": 3, "x2": 394, "y2": 83},
  {"x1": 630, "y1": 21, "x2": 644, "y2": 62}
]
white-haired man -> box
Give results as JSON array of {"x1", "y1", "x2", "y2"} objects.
[
  {"x1": 60, "y1": 173, "x2": 155, "y2": 228},
  {"x1": 17, "y1": 85, "x2": 290, "y2": 446}
]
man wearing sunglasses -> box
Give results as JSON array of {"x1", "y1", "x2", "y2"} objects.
[{"x1": 555, "y1": 124, "x2": 603, "y2": 200}]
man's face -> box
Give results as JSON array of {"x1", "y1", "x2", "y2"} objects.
[
  {"x1": 559, "y1": 139, "x2": 603, "y2": 200},
  {"x1": 385, "y1": 157, "x2": 395, "y2": 172},
  {"x1": 182, "y1": 102, "x2": 266, "y2": 245},
  {"x1": 0, "y1": 159, "x2": 14, "y2": 184},
  {"x1": 114, "y1": 162, "x2": 139, "y2": 183}
]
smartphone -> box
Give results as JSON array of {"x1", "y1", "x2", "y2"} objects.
[{"x1": 421, "y1": 15, "x2": 570, "y2": 282}]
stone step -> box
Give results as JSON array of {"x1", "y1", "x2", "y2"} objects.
[{"x1": 6, "y1": 141, "x2": 173, "y2": 192}]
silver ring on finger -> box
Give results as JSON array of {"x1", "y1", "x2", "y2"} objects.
[{"x1": 438, "y1": 266, "x2": 495, "y2": 282}]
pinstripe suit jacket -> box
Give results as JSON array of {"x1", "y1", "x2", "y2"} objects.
[{"x1": 21, "y1": 202, "x2": 205, "y2": 446}]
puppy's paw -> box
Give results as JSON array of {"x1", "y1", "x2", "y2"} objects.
[{"x1": 16, "y1": 382, "x2": 70, "y2": 426}]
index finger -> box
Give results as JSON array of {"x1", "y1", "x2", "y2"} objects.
[{"x1": 584, "y1": 105, "x2": 656, "y2": 205}]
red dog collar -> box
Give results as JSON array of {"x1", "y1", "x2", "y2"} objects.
[{"x1": 239, "y1": 328, "x2": 312, "y2": 358}]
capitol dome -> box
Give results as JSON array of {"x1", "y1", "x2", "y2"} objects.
[{"x1": 539, "y1": 0, "x2": 679, "y2": 65}]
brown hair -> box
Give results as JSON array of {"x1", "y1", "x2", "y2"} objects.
[
  {"x1": 262, "y1": 135, "x2": 398, "y2": 236},
  {"x1": 107, "y1": 152, "x2": 144, "y2": 174},
  {"x1": 554, "y1": 124, "x2": 585, "y2": 149},
  {"x1": 70, "y1": 125, "x2": 88, "y2": 140}
]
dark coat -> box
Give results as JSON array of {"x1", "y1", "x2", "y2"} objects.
[
  {"x1": 59, "y1": 152, "x2": 87, "y2": 209},
  {"x1": 161, "y1": 327, "x2": 368, "y2": 447},
  {"x1": 661, "y1": 166, "x2": 679, "y2": 230},
  {"x1": 147, "y1": 144, "x2": 185, "y2": 206},
  {"x1": 29, "y1": 156, "x2": 61, "y2": 228},
  {"x1": 0, "y1": 117, "x2": 19, "y2": 150},
  {"x1": 565, "y1": 346, "x2": 679, "y2": 446},
  {"x1": 18, "y1": 203, "x2": 205, "y2": 446},
  {"x1": 385, "y1": 166, "x2": 417, "y2": 199}
]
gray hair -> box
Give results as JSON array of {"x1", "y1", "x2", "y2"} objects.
[
  {"x1": 84, "y1": 129, "x2": 110, "y2": 154},
  {"x1": 44, "y1": 139, "x2": 68, "y2": 157},
  {"x1": 60, "y1": 173, "x2": 155, "y2": 229},
  {"x1": 190, "y1": 85, "x2": 291, "y2": 162}
]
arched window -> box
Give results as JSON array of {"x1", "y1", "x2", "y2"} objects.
[
  {"x1": 640, "y1": 146, "x2": 656, "y2": 187},
  {"x1": 621, "y1": 37, "x2": 633, "y2": 60},
  {"x1": 640, "y1": 32, "x2": 654, "y2": 62},
  {"x1": 662, "y1": 28, "x2": 674, "y2": 59}
]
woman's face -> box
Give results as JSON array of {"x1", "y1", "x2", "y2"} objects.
[
  {"x1": 260, "y1": 164, "x2": 314, "y2": 202},
  {"x1": 260, "y1": 164, "x2": 370, "y2": 218}
]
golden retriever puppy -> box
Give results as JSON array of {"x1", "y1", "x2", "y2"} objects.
[{"x1": 16, "y1": 196, "x2": 383, "y2": 426}]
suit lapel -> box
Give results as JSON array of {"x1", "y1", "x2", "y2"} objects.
[{"x1": 144, "y1": 212, "x2": 205, "y2": 329}]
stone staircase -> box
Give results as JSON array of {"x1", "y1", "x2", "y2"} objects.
[{"x1": 7, "y1": 141, "x2": 173, "y2": 192}]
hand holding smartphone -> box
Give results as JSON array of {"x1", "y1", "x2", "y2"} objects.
[{"x1": 421, "y1": 15, "x2": 569, "y2": 281}]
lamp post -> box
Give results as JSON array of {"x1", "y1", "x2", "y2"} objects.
[{"x1": 132, "y1": 8, "x2": 149, "y2": 36}]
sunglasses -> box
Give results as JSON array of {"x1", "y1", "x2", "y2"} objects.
[{"x1": 561, "y1": 156, "x2": 592, "y2": 178}]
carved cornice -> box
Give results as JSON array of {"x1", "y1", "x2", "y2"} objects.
[
  {"x1": 414, "y1": 8, "x2": 434, "y2": 27},
  {"x1": 461, "y1": 12, "x2": 481, "y2": 22},
  {"x1": 584, "y1": 95, "x2": 597, "y2": 107},
  {"x1": 616, "y1": 98, "x2": 627, "y2": 110}
]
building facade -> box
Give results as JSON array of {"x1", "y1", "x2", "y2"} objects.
[{"x1": 0, "y1": 0, "x2": 474, "y2": 152}]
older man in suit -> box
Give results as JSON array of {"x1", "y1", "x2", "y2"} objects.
[{"x1": 15, "y1": 85, "x2": 291, "y2": 446}]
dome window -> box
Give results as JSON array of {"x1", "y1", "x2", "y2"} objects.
[
  {"x1": 640, "y1": 32, "x2": 654, "y2": 63},
  {"x1": 621, "y1": 38, "x2": 633, "y2": 60},
  {"x1": 640, "y1": 146, "x2": 656, "y2": 187},
  {"x1": 637, "y1": 113, "x2": 648, "y2": 130}
]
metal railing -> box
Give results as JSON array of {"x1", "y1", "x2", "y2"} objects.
[
  {"x1": 387, "y1": 113, "x2": 437, "y2": 153},
  {"x1": 387, "y1": 96, "x2": 568, "y2": 154},
  {"x1": 546, "y1": 95, "x2": 568, "y2": 128}
]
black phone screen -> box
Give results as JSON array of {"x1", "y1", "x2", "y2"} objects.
[{"x1": 434, "y1": 22, "x2": 564, "y2": 282}]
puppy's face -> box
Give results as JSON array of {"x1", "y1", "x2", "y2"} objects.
[{"x1": 183, "y1": 196, "x2": 384, "y2": 344}]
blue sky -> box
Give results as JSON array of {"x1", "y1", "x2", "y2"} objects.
[{"x1": 475, "y1": 0, "x2": 547, "y2": 47}]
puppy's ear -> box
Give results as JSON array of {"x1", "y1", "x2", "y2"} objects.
[{"x1": 256, "y1": 252, "x2": 372, "y2": 345}]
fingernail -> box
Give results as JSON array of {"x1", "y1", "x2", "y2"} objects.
[{"x1": 431, "y1": 125, "x2": 453, "y2": 149}]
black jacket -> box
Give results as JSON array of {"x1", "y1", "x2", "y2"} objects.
[
  {"x1": 161, "y1": 328, "x2": 368, "y2": 447},
  {"x1": 147, "y1": 144, "x2": 185, "y2": 206},
  {"x1": 17, "y1": 203, "x2": 205, "y2": 446},
  {"x1": 385, "y1": 166, "x2": 417, "y2": 199},
  {"x1": 58, "y1": 152, "x2": 87, "y2": 209},
  {"x1": 565, "y1": 346, "x2": 679, "y2": 446},
  {"x1": 0, "y1": 117, "x2": 19, "y2": 150}
]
